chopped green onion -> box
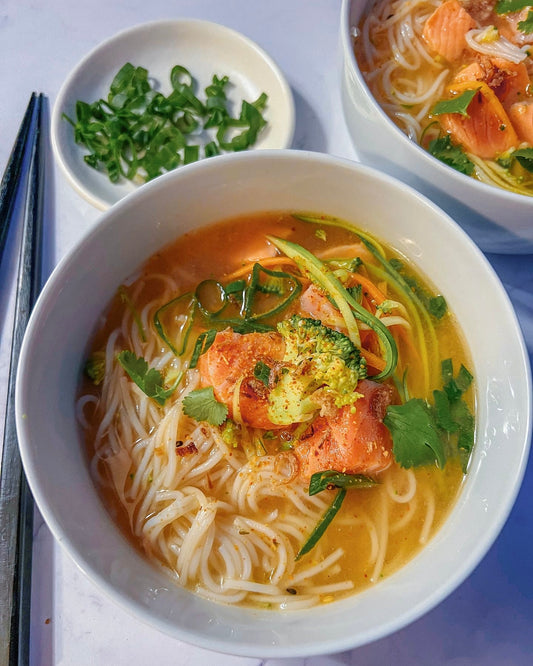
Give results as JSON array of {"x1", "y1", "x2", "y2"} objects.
[
  {"x1": 243, "y1": 263, "x2": 302, "y2": 320},
  {"x1": 296, "y1": 489, "x2": 346, "y2": 560},
  {"x1": 63, "y1": 62, "x2": 268, "y2": 184},
  {"x1": 118, "y1": 285, "x2": 146, "y2": 342},
  {"x1": 153, "y1": 292, "x2": 195, "y2": 356},
  {"x1": 189, "y1": 329, "x2": 217, "y2": 369},
  {"x1": 195, "y1": 280, "x2": 228, "y2": 317},
  {"x1": 308, "y1": 470, "x2": 376, "y2": 495}
]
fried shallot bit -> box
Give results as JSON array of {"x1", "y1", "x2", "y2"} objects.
[{"x1": 175, "y1": 441, "x2": 198, "y2": 456}]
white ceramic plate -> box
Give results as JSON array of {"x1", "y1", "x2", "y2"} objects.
[{"x1": 51, "y1": 19, "x2": 295, "y2": 210}]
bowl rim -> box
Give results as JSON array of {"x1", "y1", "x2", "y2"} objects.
[
  {"x1": 340, "y1": 0, "x2": 533, "y2": 207},
  {"x1": 51, "y1": 17, "x2": 296, "y2": 211},
  {"x1": 15, "y1": 149, "x2": 533, "y2": 657}
]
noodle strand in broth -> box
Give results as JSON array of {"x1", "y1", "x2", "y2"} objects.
[{"x1": 79, "y1": 212, "x2": 473, "y2": 609}]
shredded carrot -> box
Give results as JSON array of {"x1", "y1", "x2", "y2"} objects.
[
  {"x1": 360, "y1": 347, "x2": 387, "y2": 373},
  {"x1": 349, "y1": 273, "x2": 387, "y2": 306},
  {"x1": 361, "y1": 294, "x2": 376, "y2": 315},
  {"x1": 391, "y1": 323, "x2": 422, "y2": 369},
  {"x1": 224, "y1": 257, "x2": 300, "y2": 281}
]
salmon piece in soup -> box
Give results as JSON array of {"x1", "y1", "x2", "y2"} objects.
[
  {"x1": 453, "y1": 57, "x2": 530, "y2": 109},
  {"x1": 422, "y1": 0, "x2": 476, "y2": 62},
  {"x1": 438, "y1": 82, "x2": 519, "y2": 158},
  {"x1": 508, "y1": 101, "x2": 533, "y2": 144},
  {"x1": 495, "y1": 8, "x2": 533, "y2": 47},
  {"x1": 198, "y1": 329, "x2": 285, "y2": 429},
  {"x1": 294, "y1": 380, "x2": 394, "y2": 482}
]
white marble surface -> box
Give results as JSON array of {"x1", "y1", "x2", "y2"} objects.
[{"x1": 1, "y1": 1, "x2": 532, "y2": 664}]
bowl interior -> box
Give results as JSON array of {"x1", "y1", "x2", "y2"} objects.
[
  {"x1": 16, "y1": 150, "x2": 532, "y2": 657},
  {"x1": 51, "y1": 18, "x2": 295, "y2": 210}
]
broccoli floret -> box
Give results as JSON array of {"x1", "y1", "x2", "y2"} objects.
[{"x1": 267, "y1": 315, "x2": 367, "y2": 425}]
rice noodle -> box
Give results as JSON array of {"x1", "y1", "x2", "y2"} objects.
[
  {"x1": 465, "y1": 28, "x2": 529, "y2": 64},
  {"x1": 77, "y1": 212, "x2": 467, "y2": 609}
]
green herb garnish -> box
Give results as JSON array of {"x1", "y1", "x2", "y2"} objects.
[
  {"x1": 295, "y1": 470, "x2": 378, "y2": 558},
  {"x1": 431, "y1": 89, "x2": 478, "y2": 117},
  {"x1": 428, "y1": 135, "x2": 475, "y2": 176},
  {"x1": 63, "y1": 62, "x2": 268, "y2": 184},
  {"x1": 513, "y1": 147, "x2": 533, "y2": 173},
  {"x1": 85, "y1": 351, "x2": 106, "y2": 385},
  {"x1": 117, "y1": 350, "x2": 182, "y2": 405},
  {"x1": 189, "y1": 329, "x2": 217, "y2": 369},
  {"x1": 384, "y1": 359, "x2": 475, "y2": 471},
  {"x1": 182, "y1": 386, "x2": 228, "y2": 425},
  {"x1": 308, "y1": 470, "x2": 376, "y2": 495},
  {"x1": 518, "y1": 9, "x2": 533, "y2": 33},
  {"x1": 384, "y1": 398, "x2": 447, "y2": 468},
  {"x1": 296, "y1": 488, "x2": 346, "y2": 560},
  {"x1": 495, "y1": 0, "x2": 531, "y2": 14},
  {"x1": 254, "y1": 360, "x2": 271, "y2": 386}
]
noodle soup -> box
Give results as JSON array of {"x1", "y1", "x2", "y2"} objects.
[
  {"x1": 79, "y1": 212, "x2": 475, "y2": 609},
  {"x1": 354, "y1": 0, "x2": 533, "y2": 195}
]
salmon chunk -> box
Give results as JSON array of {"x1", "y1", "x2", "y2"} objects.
[
  {"x1": 439, "y1": 82, "x2": 519, "y2": 158},
  {"x1": 423, "y1": 0, "x2": 476, "y2": 62},
  {"x1": 453, "y1": 57, "x2": 531, "y2": 109},
  {"x1": 508, "y1": 101, "x2": 533, "y2": 144},
  {"x1": 294, "y1": 379, "x2": 394, "y2": 482},
  {"x1": 197, "y1": 329, "x2": 285, "y2": 429}
]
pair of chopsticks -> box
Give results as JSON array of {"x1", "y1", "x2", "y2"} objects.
[{"x1": 0, "y1": 93, "x2": 45, "y2": 666}]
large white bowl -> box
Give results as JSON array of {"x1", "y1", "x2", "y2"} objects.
[
  {"x1": 16, "y1": 150, "x2": 531, "y2": 657},
  {"x1": 340, "y1": 0, "x2": 533, "y2": 255}
]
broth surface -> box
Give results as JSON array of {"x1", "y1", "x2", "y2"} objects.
[{"x1": 80, "y1": 212, "x2": 473, "y2": 608}]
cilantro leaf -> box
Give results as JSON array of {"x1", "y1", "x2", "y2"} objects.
[
  {"x1": 428, "y1": 295, "x2": 448, "y2": 319},
  {"x1": 254, "y1": 360, "x2": 271, "y2": 387},
  {"x1": 384, "y1": 399, "x2": 446, "y2": 469},
  {"x1": 117, "y1": 350, "x2": 181, "y2": 405},
  {"x1": 518, "y1": 9, "x2": 533, "y2": 33},
  {"x1": 495, "y1": 0, "x2": 531, "y2": 14},
  {"x1": 385, "y1": 360, "x2": 475, "y2": 472},
  {"x1": 429, "y1": 135, "x2": 475, "y2": 176},
  {"x1": 182, "y1": 386, "x2": 228, "y2": 425},
  {"x1": 431, "y1": 89, "x2": 478, "y2": 117},
  {"x1": 513, "y1": 148, "x2": 533, "y2": 173}
]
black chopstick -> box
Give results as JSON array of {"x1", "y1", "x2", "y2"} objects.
[
  {"x1": 0, "y1": 92, "x2": 45, "y2": 666},
  {"x1": 0, "y1": 93, "x2": 38, "y2": 268}
]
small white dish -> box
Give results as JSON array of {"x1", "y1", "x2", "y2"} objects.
[{"x1": 51, "y1": 19, "x2": 295, "y2": 210}]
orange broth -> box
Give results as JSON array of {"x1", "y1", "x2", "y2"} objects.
[{"x1": 81, "y1": 211, "x2": 473, "y2": 605}]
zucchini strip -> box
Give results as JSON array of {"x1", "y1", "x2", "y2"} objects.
[
  {"x1": 292, "y1": 213, "x2": 388, "y2": 257},
  {"x1": 267, "y1": 236, "x2": 398, "y2": 380}
]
